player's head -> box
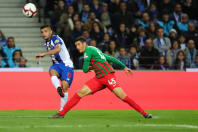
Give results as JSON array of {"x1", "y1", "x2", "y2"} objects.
[
  {"x1": 74, "y1": 36, "x2": 87, "y2": 53},
  {"x1": 40, "y1": 25, "x2": 53, "y2": 41}
]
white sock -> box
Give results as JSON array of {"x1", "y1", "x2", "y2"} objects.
[
  {"x1": 51, "y1": 76, "x2": 61, "y2": 89},
  {"x1": 59, "y1": 92, "x2": 68, "y2": 111}
]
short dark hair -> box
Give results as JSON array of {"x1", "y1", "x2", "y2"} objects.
[
  {"x1": 40, "y1": 25, "x2": 51, "y2": 30},
  {"x1": 8, "y1": 36, "x2": 14, "y2": 40},
  {"x1": 74, "y1": 36, "x2": 87, "y2": 43}
]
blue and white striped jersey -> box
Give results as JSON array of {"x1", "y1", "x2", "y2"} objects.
[{"x1": 44, "y1": 35, "x2": 73, "y2": 68}]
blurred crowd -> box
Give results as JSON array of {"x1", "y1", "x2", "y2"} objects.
[
  {"x1": 23, "y1": 0, "x2": 198, "y2": 70},
  {"x1": 42, "y1": 0, "x2": 198, "y2": 70},
  {"x1": 0, "y1": 31, "x2": 27, "y2": 68}
]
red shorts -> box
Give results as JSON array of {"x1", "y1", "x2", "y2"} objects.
[{"x1": 85, "y1": 73, "x2": 120, "y2": 94}]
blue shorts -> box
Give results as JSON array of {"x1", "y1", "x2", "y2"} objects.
[{"x1": 49, "y1": 63, "x2": 74, "y2": 86}]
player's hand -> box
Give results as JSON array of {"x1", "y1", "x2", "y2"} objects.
[
  {"x1": 124, "y1": 67, "x2": 133, "y2": 76},
  {"x1": 35, "y1": 53, "x2": 45, "y2": 59}
]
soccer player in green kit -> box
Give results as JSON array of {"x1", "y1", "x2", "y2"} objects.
[{"x1": 49, "y1": 36, "x2": 152, "y2": 119}]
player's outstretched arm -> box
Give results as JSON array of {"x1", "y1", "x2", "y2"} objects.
[
  {"x1": 35, "y1": 44, "x2": 61, "y2": 59},
  {"x1": 103, "y1": 54, "x2": 133, "y2": 75},
  {"x1": 103, "y1": 54, "x2": 126, "y2": 69},
  {"x1": 123, "y1": 67, "x2": 133, "y2": 75}
]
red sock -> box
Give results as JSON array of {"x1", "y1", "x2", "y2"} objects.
[
  {"x1": 123, "y1": 96, "x2": 147, "y2": 116},
  {"x1": 59, "y1": 93, "x2": 81, "y2": 116}
]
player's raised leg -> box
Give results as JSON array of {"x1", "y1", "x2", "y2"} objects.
[
  {"x1": 59, "y1": 80, "x2": 69, "y2": 111},
  {"x1": 49, "y1": 85, "x2": 92, "y2": 118},
  {"x1": 50, "y1": 69, "x2": 65, "y2": 97},
  {"x1": 112, "y1": 87, "x2": 152, "y2": 118}
]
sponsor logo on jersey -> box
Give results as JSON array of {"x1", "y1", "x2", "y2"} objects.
[
  {"x1": 55, "y1": 39, "x2": 60, "y2": 44},
  {"x1": 84, "y1": 53, "x2": 88, "y2": 58}
]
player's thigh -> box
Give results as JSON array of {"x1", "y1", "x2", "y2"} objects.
[
  {"x1": 60, "y1": 66, "x2": 74, "y2": 86},
  {"x1": 61, "y1": 80, "x2": 69, "y2": 92},
  {"x1": 104, "y1": 73, "x2": 120, "y2": 91},
  {"x1": 49, "y1": 65, "x2": 60, "y2": 77},
  {"x1": 112, "y1": 87, "x2": 127, "y2": 100},
  {"x1": 77, "y1": 85, "x2": 92, "y2": 97},
  {"x1": 84, "y1": 77, "x2": 104, "y2": 95}
]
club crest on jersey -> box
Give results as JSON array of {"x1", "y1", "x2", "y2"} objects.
[
  {"x1": 84, "y1": 53, "x2": 88, "y2": 58},
  {"x1": 55, "y1": 39, "x2": 60, "y2": 44}
]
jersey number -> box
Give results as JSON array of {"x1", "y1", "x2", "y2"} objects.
[
  {"x1": 97, "y1": 50, "x2": 106, "y2": 60},
  {"x1": 108, "y1": 78, "x2": 116, "y2": 87}
]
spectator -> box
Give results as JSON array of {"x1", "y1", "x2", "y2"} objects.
[
  {"x1": 191, "y1": 55, "x2": 198, "y2": 68},
  {"x1": 83, "y1": 12, "x2": 103, "y2": 32},
  {"x1": 148, "y1": 3, "x2": 158, "y2": 21},
  {"x1": 90, "y1": 39, "x2": 97, "y2": 47},
  {"x1": 170, "y1": 3, "x2": 183, "y2": 24},
  {"x1": 2, "y1": 37, "x2": 21, "y2": 68},
  {"x1": 177, "y1": 13, "x2": 189, "y2": 33},
  {"x1": 136, "y1": 27, "x2": 147, "y2": 49},
  {"x1": 173, "y1": 50, "x2": 186, "y2": 70},
  {"x1": 0, "y1": 30, "x2": 6, "y2": 50},
  {"x1": 157, "y1": 13, "x2": 175, "y2": 36},
  {"x1": 114, "y1": 47, "x2": 131, "y2": 69},
  {"x1": 50, "y1": 0, "x2": 67, "y2": 31},
  {"x1": 73, "y1": 0, "x2": 84, "y2": 14},
  {"x1": 82, "y1": 30, "x2": 91, "y2": 45},
  {"x1": 71, "y1": 20, "x2": 83, "y2": 41},
  {"x1": 157, "y1": 0, "x2": 174, "y2": 17},
  {"x1": 185, "y1": 23, "x2": 198, "y2": 48},
  {"x1": 90, "y1": 0, "x2": 102, "y2": 19},
  {"x1": 166, "y1": 40, "x2": 181, "y2": 67},
  {"x1": 127, "y1": 25, "x2": 138, "y2": 46},
  {"x1": 153, "y1": 27, "x2": 171, "y2": 55},
  {"x1": 153, "y1": 55, "x2": 169, "y2": 70},
  {"x1": 80, "y1": 3, "x2": 90, "y2": 23},
  {"x1": 138, "y1": 12, "x2": 150, "y2": 28},
  {"x1": 113, "y1": 23, "x2": 129, "y2": 49},
  {"x1": 12, "y1": 50, "x2": 23, "y2": 67},
  {"x1": 104, "y1": 40, "x2": 119, "y2": 57},
  {"x1": 99, "y1": 33, "x2": 110, "y2": 52},
  {"x1": 182, "y1": 0, "x2": 197, "y2": 20},
  {"x1": 139, "y1": 38, "x2": 159, "y2": 69},
  {"x1": 108, "y1": 0, "x2": 120, "y2": 14},
  {"x1": 186, "y1": 40, "x2": 197, "y2": 67},
  {"x1": 128, "y1": 46, "x2": 139, "y2": 69},
  {"x1": 100, "y1": 2, "x2": 111, "y2": 29},
  {"x1": 168, "y1": 29, "x2": 178, "y2": 42},
  {"x1": 112, "y1": 2, "x2": 134, "y2": 30},
  {"x1": 147, "y1": 22, "x2": 156, "y2": 40},
  {"x1": 178, "y1": 34, "x2": 187, "y2": 50},
  {"x1": 19, "y1": 57, "x2": 27, "y2": 67},
  {"x1": 0, "y1": 51, "x2": 7, "y2": 67},
  {"x1": 90, "y1": 22, "x2": 104, "y2": 43}
]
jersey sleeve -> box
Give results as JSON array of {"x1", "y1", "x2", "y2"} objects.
[
  {"x1": 83, "y1": 49, "x2": 92, "y2": 73},
  {"x1": 103, "y1": 53, "x2": 126, "y2": 69},
  {"x1": 52, "y1": 36, "x2": 63, "y2": 46}
]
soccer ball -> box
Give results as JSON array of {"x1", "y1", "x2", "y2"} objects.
[{"x1": 22, "y1": 3, "x2": 37, "y2": 18}]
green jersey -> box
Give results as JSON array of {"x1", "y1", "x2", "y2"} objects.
[{"x1": 83, "y1": 46, "x2": 126, "y2": 78}]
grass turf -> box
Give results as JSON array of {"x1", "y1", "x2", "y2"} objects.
[{"x1": 0, "y1": 110, "x2": 197, "y2": 132}]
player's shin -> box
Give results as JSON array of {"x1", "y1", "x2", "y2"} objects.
[
  {"x1": 59, "y1": 93, "x2": 81, "y2": 116},
  {"x1": 123, "y1": 96, "x2": 147, "y2": 116},
  {"x1": 59, "y1": 92, "x2": 68, "y2": 111},
  {"x1": 51, "y1": 76, "x2": 61, "y2": 88}
]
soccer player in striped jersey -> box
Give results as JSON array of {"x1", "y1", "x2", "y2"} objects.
[
  {"x1": 36, "y1": 25, "x2": 74, "y2": 112},
  {"x1": 49, "y1": 36, "x2": 152, "y2": 119}
]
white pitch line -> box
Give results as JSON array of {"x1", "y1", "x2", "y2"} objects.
[{"x1": 0, "y1": 124, "x2": 197, "y2": 129}]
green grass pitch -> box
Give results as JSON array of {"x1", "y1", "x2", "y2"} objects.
[{"x1": 0, "y1": 110, "x2": 197, "y2": 132}]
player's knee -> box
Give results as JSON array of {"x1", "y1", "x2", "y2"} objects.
[
  {"x1": 62, "y1": 82, "x2": 69, "y2": 92},
  {"x1": 77, "y1": 88, "x2": 90, "y2": 97},
  {"x1": 49, "y1": 70, "x2": 58, "y2": 76}
]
